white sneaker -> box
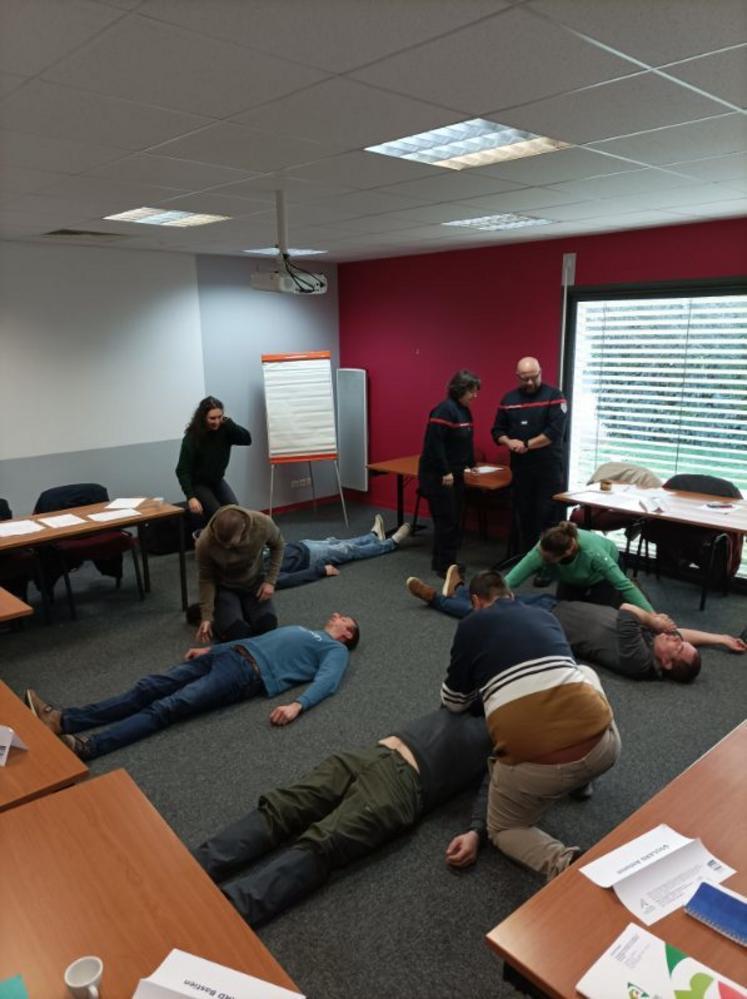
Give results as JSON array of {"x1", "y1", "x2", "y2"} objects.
[
  {"x1": 371, "y1": 513, "x2": 386, "y2": 542},
  {"x1": 391, "y1": 522, "x2": 412, "y2": 545},
  {"x1": 442, "y1": 563, "x2": 462, "y2": 597}
]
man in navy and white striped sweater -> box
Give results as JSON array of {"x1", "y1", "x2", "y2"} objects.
[{"x1": 441, "y1": 570, "x2": 621, "y2": 881}]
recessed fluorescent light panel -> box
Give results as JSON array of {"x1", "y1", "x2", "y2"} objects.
[
  {"x1": 103, "y1": 207, "x2": 230, "y2": 227},
  {"x1": 366, "y1": 118, "x2": 570, "y2": 171},
  {"x1": 243, "y1": 247, "x2": 327, "y2": 257},
  {"x1": 443, "y1": 213, "x2": 553, "y2": 231}
]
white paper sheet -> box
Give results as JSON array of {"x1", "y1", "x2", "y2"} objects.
[
  {"x1": 581, "y1": 824, "x2": 691, "y2": 888},
  {"x1": 474, "y1": 465, "x2": 503, "y2": 473},
  {"x1": 87, "y1": 509, "x2": 140, "y2": 523},
  {"x1": 613, "y1": 837, "x2": 735, "y2": 925},
  {"x1": 580, "y1": 824, "x2": 735, "y2": 925},
  {"x1": 37, "y1": 514, "x2": 86, "y2": 528},
  {"x1": 133, "y1": 949, "x2": 304, "y2": 999},
  {"x1": 0, "y1": 520, "x2": 44, "y2": 537},
  {"x1": 577, "y1": 923, "x2": 746, "y2": 999},
  {"x1": 0, "y1": 725, "x2": 28, "y2": 767},
  {"x1": 107, "y1": 497, "x2": 146, "y2": 509}
]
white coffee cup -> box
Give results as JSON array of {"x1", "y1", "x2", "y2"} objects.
[{"x1": 64, "y1": 955, "x2": 103, "y2": 998}]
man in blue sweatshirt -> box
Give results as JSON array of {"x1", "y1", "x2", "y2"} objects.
[{"x1": 25, "y1": 612, "x2": 359, "y2": 759}]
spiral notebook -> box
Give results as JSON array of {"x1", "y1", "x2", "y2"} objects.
[{"x1": 685, "y1": 881, "x2": 747, "y2": 947}]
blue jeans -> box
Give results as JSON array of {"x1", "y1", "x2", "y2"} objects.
[
  {"x1": 431, "y1": 587, "x2": 559, "y2": 620},
  {"x1": 62, "y1": 648, "x2": 265, "y2": 758},
  {"x1": 302, "y1": 532, "x2": 394, "y2": 567}
]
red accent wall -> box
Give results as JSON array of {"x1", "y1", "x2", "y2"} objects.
[{"x1": 339, "y1": 217, "x2": 747, "y2": 514}]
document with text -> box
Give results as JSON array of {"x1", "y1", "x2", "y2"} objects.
[{"x1": 580, "y1": 824, "x2": 735, "y2": 925}]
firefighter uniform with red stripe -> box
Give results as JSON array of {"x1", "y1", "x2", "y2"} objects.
[
  {"x1": 419, "y1": 398, "x2": 475, "y2": 575},
  {"x1": 492, "y1": 383, "x2": 568, "y2": 552}
]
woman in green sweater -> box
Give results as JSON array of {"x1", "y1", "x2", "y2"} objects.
[
  {"x1": 504, "y1": 521, "x2": 653, "y2": 611},
  {"x1": 176, "y1": 396, "x2": 252, "y2": 522}
]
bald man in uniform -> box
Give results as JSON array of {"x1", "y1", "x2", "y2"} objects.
[{"x1": 492, "y1": 357, "x2": 568, "y2": 559}]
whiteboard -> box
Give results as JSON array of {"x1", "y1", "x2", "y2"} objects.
[{"x1": 262, "y1": 352, "x2": 338, "y2": 463}]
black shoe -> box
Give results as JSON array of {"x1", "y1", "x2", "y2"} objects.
[
  {"x1": 570, "y1": 782, "x2": 593, "y2": 801},
  {"x1": 532, "y1": 571, "x2": 553, "y2": 588},
  {"x1": 740, "y1": 626, "x2": 747, "y2": 643},
  {"x1": 186, "y1": 602, "x2": 201, "y2": 626}
]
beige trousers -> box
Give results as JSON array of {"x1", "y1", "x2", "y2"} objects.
[{"x1": 487, "y1": 721, "x2": 621, "y2": 880}]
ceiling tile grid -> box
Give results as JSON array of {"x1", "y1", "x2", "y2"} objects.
[{"x1": 0, "y1": 0, "x2": 743, "y2": 261}]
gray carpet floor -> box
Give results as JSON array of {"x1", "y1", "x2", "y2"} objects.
[{"x1": 2, "y1": 504, "x2": 746, "y2": 999}]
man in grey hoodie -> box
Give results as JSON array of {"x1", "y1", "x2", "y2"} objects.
[{"x1": 195, "y1": 505, "x2": 284, "y2": 642}]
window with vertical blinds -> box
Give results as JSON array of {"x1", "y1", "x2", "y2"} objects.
[{"x1": 565, "y1": 288, "x2": 747, "y2": 576}]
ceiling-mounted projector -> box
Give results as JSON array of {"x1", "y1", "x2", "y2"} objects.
[
  {"x1": 250, "y1": 265, "x2": 327, "y2": 295},
  {"x1": 249, "y1": 191, "x2": 328, "y2": 295}
]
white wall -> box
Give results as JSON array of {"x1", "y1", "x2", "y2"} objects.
[
  {"x1": 0, "y1": 240, "x2": 205, "y2": 461},
  {"x1": 0, "y1": 240, "x2": 340, "y2": 516}
]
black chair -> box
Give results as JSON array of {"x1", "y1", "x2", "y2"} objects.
[
  {"x1": 636, "y1": 473, "x2": 743, "y2": 610},
  {"x1": 0, "y1": 498, "x2": 49, "y2": 627},
  {"x1": 33, "y1": 483, "x2": 144, "y2": 619}
]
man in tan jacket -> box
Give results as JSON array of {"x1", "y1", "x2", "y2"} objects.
[{"x1": 195, "y1": 505, "x2": 284, "y2": 642}]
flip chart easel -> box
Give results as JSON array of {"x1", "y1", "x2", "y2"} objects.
[{"x1": 262, "y1": 351, "x2": 348, "y2": 524}]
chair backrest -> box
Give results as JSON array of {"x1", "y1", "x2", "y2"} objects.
[
  {"x1": 34, "y1": 483, "x2": 109, "y2": 514},
  {"x1": 0, "y1": 498, "x2": 11, "y2": 521},
  {"x1": 663, "y1": 474, "x2": 742, "y2": 499},
  {"x1": 588, "y1": 462, "x2": 662, "y2": 488}
]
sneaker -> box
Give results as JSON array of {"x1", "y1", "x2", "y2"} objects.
[
  {"x1": 391, "y1": 522, "x2": 412, "y2": 546},
  {"x1": 442, "y1": 563, "x2": 463, "y2": 598},
  {"x1": 25, "y1": 689, "x2": 62, "y2": 735},
  {"x1": 371, "y1": 514, "x2": 386, "y2": 542},
  {"x1": 406, "y1": 577, "x2": 436, "y2": 604},
  {"x1": 59, "y1": 733, "x2": 92, "y2": 760},
  {"x1": 569, "y1": 781, "x2": 593, "y2": 801}
]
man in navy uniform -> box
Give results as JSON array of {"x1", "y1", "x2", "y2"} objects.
[{"x1": 492, "y1": 356, "x2": 568, "y2": 558}]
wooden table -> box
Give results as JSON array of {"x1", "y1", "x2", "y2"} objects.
[
  {"x1": 0, "y1": 680, "x2": 87, "y2": 812},
  {"x1": 0, "y1": 770, "x2": 299, "y2": 997},
  {"x1": 0, "y1": 498, "x2": 188, "y2": 612},
  {"x1": 368, "y1": 454, "x2": 511, "y2": 526},
  {"x1": 556, "y1": 481, "x2": 747, "y2": 535},
  {"x1": 486, "y1": 722, "x2": 747, "y2": 997},
  {"x1": 0, "y1": 587, "x2": 33, "y2": 622}
]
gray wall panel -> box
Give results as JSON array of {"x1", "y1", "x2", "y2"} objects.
[{"x1": 0, "y1": 440, "x2": 183, "y2": 515}]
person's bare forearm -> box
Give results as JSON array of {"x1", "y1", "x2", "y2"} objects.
[
  {"x1": 680, "y1": 628, "x2": 730, "y2": 648},
  {"x1": 619, "y1": 603, "x2": 653, "y2": 627}
]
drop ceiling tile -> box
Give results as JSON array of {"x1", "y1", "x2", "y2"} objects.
[
  {"x1": 667, "y1": 151, "x2": 747, "y2": 185},
  {"x1": 472, "y1": 146, "x2": 638, "y2": 184},
  {"x1": 527, "y1": 0, "x2": 747, "y2": 67},
  {"x1": 372, "y1": 171, "x2": 524, "y2": 202},
  {"x1": 324, "y1": 214, "x2": 442, "y2": 235},
  {"x1": 139, "y1": 0, "x2": 511, "y2": 74},
  {"x1": 0, "y1": 0, "x2": 122, "y2": 77},
  {"x1": 588, "y1": 113, "x2": 747, "y2": 166},
  {"x1": 457, "y1": 186, "x2": 592, "y2": 212},
  {"x1": 0, "y1": 73, "x2": 28, "y2": 99},
  {"x1": 0, "y1": 129, "x2": 123, "y2": 173},
  {"x1": 232, "y1": 78, "x2": 464, "y2": 151},
  {"x1": 216, "y1": 175, "x2": 357, "y2": 204},
  {"x1": 671, "y1": 197, "x2": 747, "y2": 217},
  {"x1": 352, "y1": 6, "x2": 638, "y2": 114},
  {"x1": 501, "y1": 73, "x2": 728, "y2": 145},
  {"x1": 33, "y1": 174, "x2": 187, "y2": 207},
  {"x1": 662, "y1": 46, "x2": 747, "y2": 110},
  {"x1": 87, "y1": 154, "x2": 258, "y2": 190},
  {"x1": 538, "y1": 201, "x2": 610, "y2": 221},
  {"x1": 561, "y1": 182, "x2": 747, "y2": 216},
  {"x1": 277, "y1": 190, "x2": 427, "y2": 226},
  {"x1": 156, "y1": 192, "x2": 270, "y2": 216},
  {"x1": 287, "y1": 150, "x2": 442, "y2": 189},
  {"x1": 44, "y1": 15, "x2": 328, "y2": 118},
  {"x1": 547, "y1": 166, "x2": 699, "y2": 199},
  {"x1": 90, "y1": 0, "x2": 144, "y2": 9},
  {"x1": 0, "y1": 79, "x2": 212, "y2": 148},
  {"x1": 150, "y1": 123, "x2": 325, "y2": 173},
  {"x1": 0, "y1": 166, "x2": 75, "y2": 195}
]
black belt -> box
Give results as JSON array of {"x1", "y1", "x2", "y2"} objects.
[{"x1": 232, "y1": 644, "x2": 262, "y2": 680}]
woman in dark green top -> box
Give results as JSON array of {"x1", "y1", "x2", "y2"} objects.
[{"x1": 176, "y1": 396, "x2": 252, "y2": 521}]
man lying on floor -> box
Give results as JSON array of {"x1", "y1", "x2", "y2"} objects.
[
  {"x1": 407, "y1": 568, "x2": 746, "y2": 683},
  {"x1": 25, "y1": 612, "x2": 359, "y2": 759},
  {"x1": 192, "y1": 709, "x2": 491, "y2": 927}
]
